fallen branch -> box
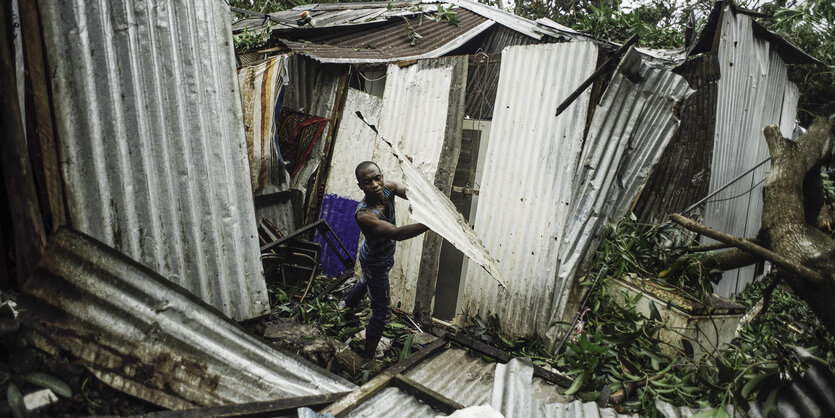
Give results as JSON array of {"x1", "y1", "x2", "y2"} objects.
[
  {"x1": 668, "y1": 213, "x2": 825, "y2": 284},
  {"x1": 669, "y1": 248, "x2": 759, "y2": 278}
]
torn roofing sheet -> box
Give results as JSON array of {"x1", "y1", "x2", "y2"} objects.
[
  {"x1": 546, "y1": 48, "x2": 693, "y2": 342},
  {"x1": 367, "y1": 118, "x2": 506, "y2": 288},
  {"x1": 21, "y1": 228, "x2": 355, "y2": 411}
]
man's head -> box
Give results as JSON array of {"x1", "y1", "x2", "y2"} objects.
[{"x1": 356, "y1": 161, "x2": 385, "y2": 201}]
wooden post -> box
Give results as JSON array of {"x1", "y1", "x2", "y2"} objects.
[{"x1": 0, "y1": 0, "x2": 47, "y2": 286}]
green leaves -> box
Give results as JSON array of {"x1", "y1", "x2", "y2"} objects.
[
  {"x1": 564, "y1": 372, "x2": 585, "y2": 395},
  {"x1": 22, "y1": 373, "x2": 72, "y2": 398}
]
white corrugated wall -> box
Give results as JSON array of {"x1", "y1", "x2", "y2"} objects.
[
  {"x1": 39, "y1": 0, "x2": 268, "y2": 320},
  {"x1": 705, "y1": 8, "x2": 799, "y2": 297},
  {"x1": 375, "y1": 64, "x2": 454, "y2": 313},
  {"x1": 461, "y1": 42, "x2": 598, "y2": 337}
]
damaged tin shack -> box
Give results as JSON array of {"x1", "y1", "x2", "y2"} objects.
[
  {"x1": 0, "y1": 0, "x2": 821, "y2": 416},
  {"x1": 234, "y1": 0, "x2": 815, "y2": 346}
]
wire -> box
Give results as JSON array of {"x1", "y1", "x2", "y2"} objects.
[
  {"x1": 703, "y1": 177, "x2": 766, "y2": 204},
  {"x1": 357, "y1": 70, "x2": 387, "y2": 82}
]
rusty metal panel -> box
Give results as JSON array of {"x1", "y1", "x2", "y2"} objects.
[
  {"x1": 461, "y1": 42, "x2": 598, "y2": 338},
  {"x1": 373, "y1": 59, "x2": 455, "y2": 313},
  {"x1": 704, "y1": 7, "x2": 799, "y2": 298},
  {"x1": 546, "y1": 49, "x2": 693, "y2": 339},
  {"x1": 22, "y1": 228, "x2": 354, "y2": 410},
  {"x1": 316, "y1": 88, "x2": 382, "y2": 276},
  {"x1": 39, "y1": 0, "x2": 267, "y2": 320},
  {"x1": 278, "y1": 8, "x2": 492, "y2": 64}
]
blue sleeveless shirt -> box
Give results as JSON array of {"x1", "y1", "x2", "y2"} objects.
[{"x1": 356, "y1": 188, "x2": 397, "y2": 264}]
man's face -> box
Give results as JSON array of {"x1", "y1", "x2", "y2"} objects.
[{"x1": 357, "y1": 165, "x2": 385, "y2": 201}]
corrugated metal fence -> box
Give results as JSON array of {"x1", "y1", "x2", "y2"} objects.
[{"x1": 39, "y1": 0, "x2": 268, "y2": 320}]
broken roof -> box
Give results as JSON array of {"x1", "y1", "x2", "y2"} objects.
[
  {"x1": 232, "y1": 0, "x2": 595, "y2": 64},
  {"x1": 21, "y1": 228, "x2": 354, "y2": 410}
]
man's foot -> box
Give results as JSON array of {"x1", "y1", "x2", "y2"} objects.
[
  {"x1": 362, "y1": 359, "x2": 385, "y2": 373},
  {"x1": 355, "y1": 330, "x2": 391, "y2": 358}
]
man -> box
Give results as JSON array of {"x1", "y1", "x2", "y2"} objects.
[{"x1": 340, "y1": 161, "x2": 429, "y2": 360}]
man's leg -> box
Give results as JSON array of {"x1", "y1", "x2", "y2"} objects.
[
  {"x1": 342, "y1": 275, "x2": 368, "y2": 309},
  {"x1": 362, "y1": 260, "x2": 392, "y2": 359}
]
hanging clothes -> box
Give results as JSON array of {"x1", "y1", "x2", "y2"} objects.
[{"x1": 237, "y1": 55, "x2": 290, "y2": 191}]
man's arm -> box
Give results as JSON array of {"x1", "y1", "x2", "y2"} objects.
[
  {"x1": 385, "y1": 180, "x2": 408, "y2": 199},
  {"x1": 356, "y1": 210, "x2": 428, "y2": 241}
]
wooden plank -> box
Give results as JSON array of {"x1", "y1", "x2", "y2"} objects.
[
  {"x1": 20, "y1": 0, "x2": 66, "y2": 232},
  {"x1": 321, "y1": 337, "x2": 447, "y2": 417},
  {"x1": 144, "y1": 392, "x2": 352, "y2": 418},
  {"x1": 0, "y1": 2, "x2": 46, "y2": 284},
  {"x1": 304, "y1": 73, "x2": 349, "y2": 227},
  {"x1": 413, "y1": 55, "x2": 468, "y2": 325},
  {"x1": 390, "y1": 374, "x2": 465, "y2": 414},
  {"x1": 554, "y1": 34, "x2": 639, "y2": 117}
]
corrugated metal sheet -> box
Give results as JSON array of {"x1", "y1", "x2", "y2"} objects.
[
  {"x1": 704, "y1": 7, "x2": 799, "y2": 298},
  {"x1": 546, "y1": 49, "x2": 693, "y2": 339},
  {"x1": 450, "y1": 0, "x2": 584, "y2": 41},
  {"x1": 315, "y1": 88, "x2": 382, "y2": 276},
  {"x1": 39, "y1": 0, "x2": 267, "y2": 320},
  {"x1": 461, "y1": 42, "x2": 598, "y2": 338},
  {"x1": 374, "y1": 60, "x2": 455, "y2": 313},
  {"x1": 378, "y1": 125, "x2": 505, "y2": 286},
  {"x1": 634, "y1": 54, "x2": 720, "y2": 222},
  {"x1": 343, "y1": 346, "x2": 739, "y2": 417},
  {"x1": 255, "y1": 191, "x2": 298, "y2": 236},
  {"x1": 22, "y1": 228, "x2": 355, "y2": 410},
  {"x1": 405, "y1": 349, "x2": 569, "y2": 408},
  {"x1": 278, "y1": 8, "x2": 492, "y2": 64},
  {"x1": 284, "y1": 54, "x2": 342, "y2": 192},
  {"x1": 347, "y1": 387, "x2": 438, "y2": 417}
]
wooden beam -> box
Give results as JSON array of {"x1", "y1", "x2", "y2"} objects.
[
  {"x1": 20, "y1": 0, "x2": 67, "y2": 232},
  {"x1": 390, "y1": 373, "x2": 465, "y2": 414},
  {"x1": 321, "y1": 337, "x2": 447, "y2": 417},
  {"x1": 555, "y1": 34, "x2": 639, "y2": 117},
  {"x1": 0, "y1": 1, "x2": 46, "y2": 285},
  {"x1": 413, "y1": 55, "x2": 467, "y2": 325}
]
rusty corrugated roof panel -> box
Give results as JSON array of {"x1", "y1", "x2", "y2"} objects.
[
  {"x1": 279, "y1": 8, "x2": 492, "y2": 64},
  {"x1": 21, "y1": 228, "x2": 355, "y2": 411},
  {"x1": 39, "y1": 0, "x2": 268, "y2": 321}
]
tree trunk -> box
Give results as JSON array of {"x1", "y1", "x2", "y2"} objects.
[{"x1": 761, "y1": 117, "x2": 835, "y2": 334}]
